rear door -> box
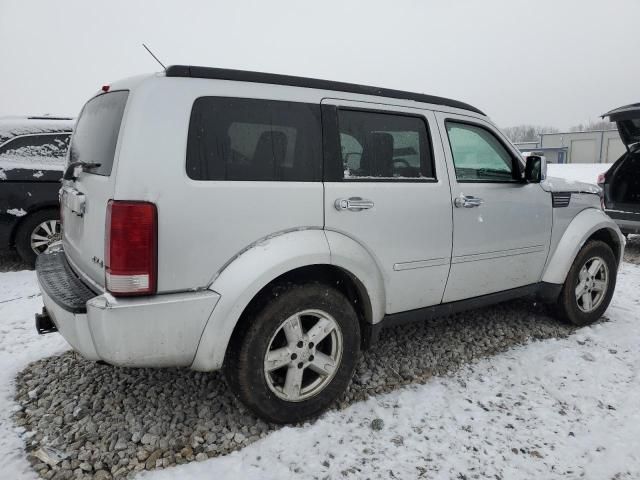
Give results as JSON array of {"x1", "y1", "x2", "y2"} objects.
[
  {"x1": 322, "y1": 99, "x2": 453, "y2": 314},
  {"x1": 62, "y1": 90, "x2": 129, "y2": 289},
  {"x1": 435, "y1": 112, "x2": 552, "y2": 302}
]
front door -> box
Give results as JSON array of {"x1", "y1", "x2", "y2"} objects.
[
  {"x1": 435, "y1": 112, "x2": 552, "y2": 302},
  {"x1": 322, "y1": 99, "x2": 453, "y2": 314}
]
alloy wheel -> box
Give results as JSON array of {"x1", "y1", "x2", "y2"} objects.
[
  {"x1": 263, "y1": 309, "x2": 343, "y2": 402},
  {"x1": 30, "y1": 220, "x2": 61, "y2": 255},
  {"x1": 575, "y1": 256, "x2": 609, "y2": 313}
]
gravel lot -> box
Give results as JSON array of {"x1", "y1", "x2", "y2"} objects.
[
  {"x1": 9, "y1": 234, "x2": 638, "y2": 480},
  {"x1": 13, "y1": 299, "x2": 576, "y2": 479}
]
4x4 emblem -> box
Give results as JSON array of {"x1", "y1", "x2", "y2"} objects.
[{"x1": 92, "y1": 256, "x2": 104, "y2": 267}]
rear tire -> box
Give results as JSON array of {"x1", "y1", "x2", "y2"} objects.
[
  {"x1": 555, "y1": 240, "x2": 617, "y2": 326},
  {"x1": 224, "y1": 282, "x2": 360, "y2": 424},
  {"x1": 15, "y1": 209, "x2": 61, "y2": 267}
]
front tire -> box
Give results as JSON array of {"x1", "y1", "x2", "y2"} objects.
[
  {"x1": 224, "y1": 283, "x2": 360, "y2": 424},
  {"x1": 14, "y1": 209, "x2": 61, "y2": 267},
  {"x1": 555, "y1": 240, "x2": 617, "y2": 326}
]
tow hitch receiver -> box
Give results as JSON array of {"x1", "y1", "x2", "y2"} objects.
[{"x1": 35, "y1": 308, "x2": 58, "y2": 335}]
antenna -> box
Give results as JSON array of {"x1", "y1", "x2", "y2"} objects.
[{"x1": 142, "y1": 43, "x2": 166, "y2": 70}]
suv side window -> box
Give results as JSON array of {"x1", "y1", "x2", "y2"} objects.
[
  {"x1": 0, "y1": 133, "x2": 71, "y2": 161},
  {"x1": 445, "y1": 121, "x2": 519, "y2": 182},
  {"x1": 337, "y1": 109, "x2": 434, "y2": 180},
  {"x1": 187, "y1": 97, "x2": 322, "y2": 181}
]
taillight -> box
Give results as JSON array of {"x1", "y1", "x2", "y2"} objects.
[{"x1": 105, "y1": 200, "x2": 157, "y2": 296}]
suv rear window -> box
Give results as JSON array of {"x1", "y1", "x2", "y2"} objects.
[
  {"x1": 187, "y1": 97, "x2": 322, "y2": 181},
  {"x1": 69, "y1": 90, "x2": 129, "y2": 176}
]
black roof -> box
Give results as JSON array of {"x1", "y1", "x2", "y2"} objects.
[
  {"x1": 165, "y1": 65, "x2": 484, "y2": 115},
  {"x1": 27, "y1": 116, "x2": 74, "y2": 121},
  {"x1": 602, "y1": 102, "x2": 640, "y2": 122}
]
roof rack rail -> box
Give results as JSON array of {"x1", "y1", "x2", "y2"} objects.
[
  {"x1": 165, "y1": 65, "x2": 484, "y2": 115},
  {"x1": 27, "y1": 116, "x2": 74, "y2": 121}
]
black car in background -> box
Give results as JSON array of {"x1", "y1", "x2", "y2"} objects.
[
  {"x1": 601, "y1": 104, "x2": 640, "y2": 236},
  {"x1": 0, "y1": 116, "x2": 73, "y2": 265}
]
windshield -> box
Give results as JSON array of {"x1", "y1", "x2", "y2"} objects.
[{"x1": 69, "y1": 90, "x2": 129, "y2": 176}]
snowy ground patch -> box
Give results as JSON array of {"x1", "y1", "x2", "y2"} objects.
[
  {"x1": 547, "y1": 163, "x2": 612, "y2": 184},
  {"x1": 0, "y1": 271, "x2": 68, "y2": 479}
]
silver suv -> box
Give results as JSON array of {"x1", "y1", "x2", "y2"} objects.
[{"x1": 35, "y1": 66, "x2": 624, "y2": 423}]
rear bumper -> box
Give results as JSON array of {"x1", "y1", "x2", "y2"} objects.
[
  {"x1": 35, "y1": 251, "x2": 220, "y2": 368},
  {"x1": 605, "y1": 209, "x2": 640, "y2": 235}
]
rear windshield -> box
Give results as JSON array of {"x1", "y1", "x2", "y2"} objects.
[{"x1": 69, "y1": 90, "x2": 129, "y2": 176}]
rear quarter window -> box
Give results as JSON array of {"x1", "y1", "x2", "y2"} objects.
[
  {"x1": 186, "y1": 97, "x2": 322, "y2": 181},
  {"x1": 69, "y1": 90, "x2": 129, "y2": 176}
]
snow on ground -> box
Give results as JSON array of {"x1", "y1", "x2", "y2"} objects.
[
  {"x1": 547, "y1": 163, "x2": 612, "y2": 185},
  {"x1": 0, "y1": 272, "x2": 68, "y2": 479},
  {"x1": 140, "y1": 264, "x2": 640, "y2": 480}
]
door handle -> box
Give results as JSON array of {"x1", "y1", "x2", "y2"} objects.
[
  {"x1": 454, "y1": 194, "x2": 483, "y2": 208},
  {"x1": 334, "y1": 197, "x2": 375, "y2": 212}
]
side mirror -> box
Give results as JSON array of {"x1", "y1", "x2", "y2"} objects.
[{"x1": 524, "y1": 155, "x2": 546, "y2": 183}]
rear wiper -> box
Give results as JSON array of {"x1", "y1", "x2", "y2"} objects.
[{"x1": 62, "y1": 161, "x2": 101, "y2": 181}]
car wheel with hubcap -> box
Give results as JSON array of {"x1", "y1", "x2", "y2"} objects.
[
  {"x1": 15, "y1": 209, "x2": 61, "y2": 267},
  {"x1": 224, "y1": 282, "x2": 360, "y2": 424},
  {"x1": 555, "y1": 240, "x2": 617, "y2": 326}
]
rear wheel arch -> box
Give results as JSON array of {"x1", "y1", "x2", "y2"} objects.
[
  {"x1": 225, "y1": 264, "x2": 374, "y2": 361},
  {"x1": 190, "y1": 229, "x2": 383, "y2": 371}
]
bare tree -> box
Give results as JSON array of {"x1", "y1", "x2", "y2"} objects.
[
  {"x1": 502, "y1": 119, "x2": 616, "y2": 143},
  {"x1": 501, "y1": 125, "x2": 559, "y2": 143},
  {"x1": 569, "y1": 120, "x2": 616, "y2": 132}
]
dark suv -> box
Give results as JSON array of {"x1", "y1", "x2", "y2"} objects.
[
  {"x1": 601, "y1": 104, "x2": 640, "y2": 236},
  {"x1": 0, "y1": 116, "x2": 73, "y2": 265}
]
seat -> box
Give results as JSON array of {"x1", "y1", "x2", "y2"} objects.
[
  {"x1": 251, "y1": 131, "x2": 288, "y2": 180},
  {"x1": 359, "y1": 132, "x2": 394, "y2": 177}
]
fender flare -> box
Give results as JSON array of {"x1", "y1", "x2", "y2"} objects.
[
  {"x1": 542, "y1": 208, "x2": 624, "y2": 285},
  {"x1": 324, "y1": 230, "x2": 386, "y2": 324},
  {"x1": 190, "y1": 229, "x2": 385, "y2": 372}
]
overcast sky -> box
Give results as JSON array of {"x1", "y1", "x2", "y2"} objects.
[{"x1": 1, "y1": 0, "x2": 638, "y2": 130}]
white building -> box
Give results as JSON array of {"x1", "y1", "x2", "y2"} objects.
[{"x1": 514, "y1": 129, "x2": 625, "y2": 164}]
